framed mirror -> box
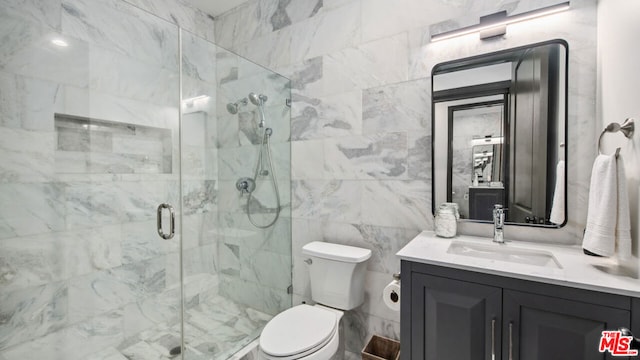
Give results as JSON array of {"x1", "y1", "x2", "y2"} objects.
[{"x1": 432, "y1": 39, "x2": 568, "y2": 227}]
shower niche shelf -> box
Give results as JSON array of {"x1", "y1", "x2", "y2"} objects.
[{"x1": 54, "y1": 114, "x2": 173, "y2": 174}]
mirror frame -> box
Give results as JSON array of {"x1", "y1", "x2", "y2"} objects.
[{"x1": 431, "y1": 39, "x2": 569, "y2": 228}]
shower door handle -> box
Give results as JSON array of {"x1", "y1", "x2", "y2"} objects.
[{"x1": 157, "y1": 203, "x2": 175, "y2": 240}]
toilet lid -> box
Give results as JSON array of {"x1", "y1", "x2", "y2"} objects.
[{"x1": 260, "y1": 304, "x2": 337, "y2": 357}]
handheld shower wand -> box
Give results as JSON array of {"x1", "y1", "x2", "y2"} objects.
[
  {"x1": 248, "y1": 92, "x2": 268, "y2": 128},
  {"x1": 236, "y1": 92, "x2": 280, "y2": 229}
]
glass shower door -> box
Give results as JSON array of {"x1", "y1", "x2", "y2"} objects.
[
  {"x1": 0, "y1": 2, "x2": 292, "y2": 359},
  {"x1": 179, "y1": 31, "x2": 292, "y2": 359},
  {"x1": 0, "y1": 1, "x2": 184, "y2": 359}
]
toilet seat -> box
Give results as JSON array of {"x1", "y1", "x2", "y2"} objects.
[{"x1": 260, "y1": 304, "x2": 338, "y2": 359}]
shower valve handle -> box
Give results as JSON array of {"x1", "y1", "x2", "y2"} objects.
[{"x1": 236, "y1": 177, "x2": 256, "y2": 195}]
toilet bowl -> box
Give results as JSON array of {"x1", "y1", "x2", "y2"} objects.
[
  {"x1": 259, "y1": 304, "x2": 343, "y2": 360},
  {"x1": 258, "y1": 242, "x2": 371, "y2": 360}
]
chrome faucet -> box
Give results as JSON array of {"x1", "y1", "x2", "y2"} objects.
[{"x1": 493, "y1": 204, "x2": 505, "y2": 243}]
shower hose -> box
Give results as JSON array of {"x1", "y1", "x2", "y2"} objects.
[{"x1": 246, "y1": 127, "x2": 281, "y2": 228}]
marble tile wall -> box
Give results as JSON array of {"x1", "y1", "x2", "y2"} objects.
[
  {"x1": 0, "y1": 0, "x2": 222, "y2": 358},
  {"x1": 214, "y1": 0, "x2": 598, "y2": 354},
  {"x1": 213, "y1": 45, "x2": 292, "y2": 317},
  {"x1": 121, "y1": 0, "x2": 215, "y2": 41}
]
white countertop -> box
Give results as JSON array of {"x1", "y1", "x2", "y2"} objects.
[{"x1": 397, "y1": 231, "x2": 640, "y2": 298}]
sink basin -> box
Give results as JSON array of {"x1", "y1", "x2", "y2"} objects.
[{"x1": 447, "y1": 241, "x2": 562, "y2": 269}]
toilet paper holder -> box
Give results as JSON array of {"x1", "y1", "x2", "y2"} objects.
[
  {"x1": 385, "y1": 273, "x2": 402, "y2": 308},
  {"x1": 391, "y1": 273, "x2": 400, "y2": 303}
]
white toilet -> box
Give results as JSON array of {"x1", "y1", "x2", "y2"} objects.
[{"x1": 259, "y1": 241, "x2": 372, "y2": 360}]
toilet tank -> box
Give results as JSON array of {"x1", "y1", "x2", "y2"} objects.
[{"x1": 302, "y1": 242, "x2": 371, "y2": 310}]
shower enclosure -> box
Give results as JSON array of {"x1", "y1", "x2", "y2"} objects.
[{"x1": 0, "y1": 1, "x2": 291, "y2": 359}]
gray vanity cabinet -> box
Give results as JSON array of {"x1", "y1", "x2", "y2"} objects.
[
  {"x1": 410, "y1": 273, "x2": 501, "y2": 360},
  {"x1": 401, "y1": 260, "x2": 635, "y2": 360},
  {"x1": 634, "y1": 298, "x2": 640, "y2": 335}
]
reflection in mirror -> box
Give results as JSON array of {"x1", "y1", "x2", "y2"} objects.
[
  {"x1": 432, "y1": 40, "x2": 567, "y2": 227},
  {"x1": 450, "y1": 101, "x2": 506, "y2": 220}
]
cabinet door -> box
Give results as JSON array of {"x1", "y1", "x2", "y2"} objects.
[
  {"x1": 633, "y1": 298, "x2": 640, "y2": 337},
  {"x1": 503, "y1": 290, "x2": 631, "y2": 360},
  {"x1": 411, "y1": 273, "x2": 502, "y2": 360}
]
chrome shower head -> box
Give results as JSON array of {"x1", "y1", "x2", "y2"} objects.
[
  {"x1": 248, "y1": 92, "x2": 268, "y2": 106},
  {"x1": 226, "y1": 97, "x2": 248, "y2": 115},
  {"x1": 226, "y1": 102, "x2": 238, "y2": 114}
]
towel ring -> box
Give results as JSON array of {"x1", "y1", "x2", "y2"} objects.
[{"x1": 597, "y1": 118, "x2": 635, "y2": 157}]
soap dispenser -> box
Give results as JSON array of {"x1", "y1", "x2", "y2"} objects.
[{"x1": 435, "y1": 203, "x2": 459, "y2": 238}]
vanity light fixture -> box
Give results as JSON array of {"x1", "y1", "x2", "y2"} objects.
[
  {"x1": 469, "y1": 136, "x2": 504, "y2": 146},
  {"x1": 431, "y1": 1, "x2": 570, "y2": 42}
]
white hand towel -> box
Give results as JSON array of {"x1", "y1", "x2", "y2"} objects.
[
  {"x1": 583, "y1": 154, "x2": 618, "y2": 256},
  {"x1": 549, "y1": 160, "x2": 565, "y2": 224},
  {"x1": 582, "y1": 154, "x2": 632, "y2": 259},
  {"x1": 615, "y1": 156, "x2": 632, "y2": 260}
]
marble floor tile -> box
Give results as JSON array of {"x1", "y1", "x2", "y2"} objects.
[
  {"x1": 121, "y1": 340, "x2": 169, "y2": 359},
  {"x1": 86, "y1": 346, "x2": 129, "y2": 360},
  {"x1": 0, "y1": 294, "x2": 271, "y2": 360}
]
